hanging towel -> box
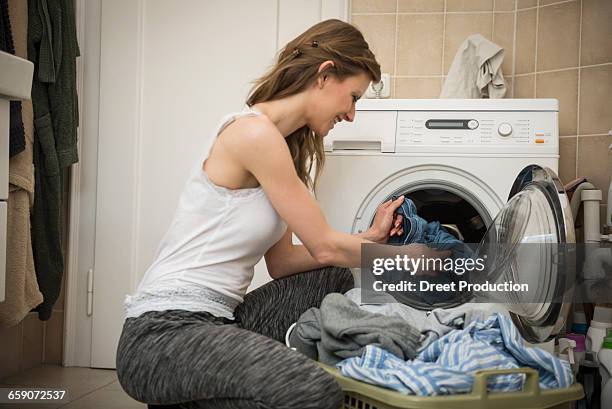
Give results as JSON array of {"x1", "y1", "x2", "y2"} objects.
[
  {"x1": 0, "y1": 190, "x2": 43, "y2": 328},
  {"x1": 337, "y1": 313, "x2": 574, "y2": 395},
  {"x1": 0, "y1": 0, "x2": 44, "y2": 329},
  {"x1": 440, "y1": 34, "x2": 507, "y2": 99},
  {"x1": 288, "y1": 293, "x2": 421, "y2": 365},
  {"x1": 28, "y1": 0, "x2": 80, "y2": 320},
  {"x1": 0, "y1": 0, "x2": 25, "y2": 157}
]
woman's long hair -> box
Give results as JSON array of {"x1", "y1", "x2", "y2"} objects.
[{"x1": 246, "y1": 19, "x2": 381, "y2": 191}]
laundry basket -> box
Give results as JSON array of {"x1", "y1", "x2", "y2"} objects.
[{"x1": 318, "y1": 363, "x2": 584, "y2": 409}]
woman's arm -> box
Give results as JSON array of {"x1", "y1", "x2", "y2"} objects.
[
  {"x1": 264, "y1": 227, "x2": 385, "y2": 279},
  {"x1": 264, "y1": 229, "x2": 323, "y2": 279},
  {"x1": 222, "y1": 116, "x2": 370, "y2": 268},
  {"x1": 265, "y1": 199, "x2": 405, "y2": 279}
]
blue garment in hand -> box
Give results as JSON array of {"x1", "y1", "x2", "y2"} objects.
[{"x1": 387, "y1": 198, "x2": 471, "y2": 258}]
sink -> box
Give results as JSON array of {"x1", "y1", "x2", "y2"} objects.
[{"x1": 0, "y1": 50, "x2": 33, "y2": 100}]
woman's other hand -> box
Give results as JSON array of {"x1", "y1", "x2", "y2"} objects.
[{"x1": 367, "y1": 195, "x2": 406, "y2": 243}]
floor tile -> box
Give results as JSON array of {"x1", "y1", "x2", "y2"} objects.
[{"x1": 0, "y1": 366, "x2": 141, "y2": 409}]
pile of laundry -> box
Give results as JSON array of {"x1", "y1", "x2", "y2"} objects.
[{"x1": 286, "y1": 289, "x2": 573, "y2": 396}]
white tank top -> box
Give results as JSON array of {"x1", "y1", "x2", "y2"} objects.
[{"x1": 124, "y1": 109, "x2": 287, "y2": 320}]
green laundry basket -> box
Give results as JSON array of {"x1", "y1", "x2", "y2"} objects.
[{"x1": 318, "y1": 363, "x2": 584, "y2": 409}]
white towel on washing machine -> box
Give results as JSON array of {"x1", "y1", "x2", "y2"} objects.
[{"x1": 440, "y1": 34, "x2": 507, "y2": 99}]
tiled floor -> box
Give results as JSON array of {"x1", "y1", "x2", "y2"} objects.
[{"x1": 0, "y1": 365, "x2": 145, "y2": 409}]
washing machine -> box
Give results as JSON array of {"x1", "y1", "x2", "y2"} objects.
[{"x1": 316, "y1": 98, "x2": 576, "y2": 344}]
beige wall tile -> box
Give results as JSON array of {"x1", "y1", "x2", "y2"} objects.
[
  {"x1": 517, "y1": 0, "x2": 537, "y2": 8},
  {"x1": 493, "y1": 13, "x2": 515, "y2": 76},
  {"x1": 536, "y1": 69, "x2": 578, "y2": 136},
  {"x1": 537, "y1": 1, "x2": 580, "y2": 71},
  {"x1": 559, "y1": 137, "x2": 578, "y2": 183},
  {"x1": 444, "y1": 13, "x2": 494, "y2": 73},
  {"x1": 577, "y1": 135, "x2": 612, "y2": 194},
  {"x1": 514, "y1": 74, "x2": 535, "y2": 97},
  {"x1": 397, "y1": 14, "x2": 444, "y2": 75},
  {"x1": 398, "y1": 0, "x2": 444, "y2": 12},
  {"x1": 494, "y1": 0, "x2": 516, "y2": 11},
  {"x1": 44, "y1": 312, "x2": 64, "y2": 365},
  {"x1": 581, "y1": 0, "x2": 612, "y2": 66},
  {"x1": 395, "y1": 77, "x2": 443, "y2": 98},
  {"x1": 351, "y1": 0, "x2": 396, "y2": 13},
  {"x1": 447, "y1": 0, "x2": 494, "y2": 12},
  {"x1": 388, "y1": 76, "x2": 396, "y2": 97},
  {"x1": 515, "y1": 9, "x2": 536, "y2": 74},
  {"x1": 0, "y1": 322, "x2": 22, "y2": 380},
  {"x1": 351, "y1": 15, "x2": 397, "y2": 75},
  {"x1": 579, "y1": 65, "x2": 612, "y2": 135},
  {"x1": 21, "y1": 313, "x2": 43, "y2": 371}
]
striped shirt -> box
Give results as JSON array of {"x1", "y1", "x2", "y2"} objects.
[{"x1": 337, "y1": 313, "x2": 573, "y2": 395}]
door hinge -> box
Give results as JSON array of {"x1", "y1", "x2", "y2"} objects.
[{"x1": 86, "y1": 268, "x2": 93, "y2": 316}]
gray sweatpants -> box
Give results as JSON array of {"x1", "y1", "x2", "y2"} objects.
[{"x1": 116, "y1": 266, "x2": 354, "y2": 409}]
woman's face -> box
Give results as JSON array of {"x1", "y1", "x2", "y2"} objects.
[{"x1": 309, "y1": 69, "x2": 371, "y2": 137}]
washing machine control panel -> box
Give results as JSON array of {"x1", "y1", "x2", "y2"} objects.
[
  {"x1": 394, "y1": 110, "x2": 557, "y2": 154},
  {"x1": 325, "y1": 100, "x2": 559, "y2": 155}
]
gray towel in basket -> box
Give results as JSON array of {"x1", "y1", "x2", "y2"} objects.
[{"x1": 289, "y1": 293, "x2": 421, "y2": 365}]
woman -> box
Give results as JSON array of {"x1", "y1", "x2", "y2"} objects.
[{"x1": 116, "y1": 19, "x2": 417, "y2": 409}]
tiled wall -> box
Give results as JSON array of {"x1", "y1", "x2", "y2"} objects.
[
  {"x1": 0, "y1": 286, "x2": 65, "y2": 380},
  {"x1": 0, "y1": 170, "x2": 70, "y2": 380},
  {"x1": 351, "y1": 0, "x2": 612, "y2": 220}
]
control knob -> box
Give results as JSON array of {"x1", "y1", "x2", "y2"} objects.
[{"x1": 498, "y1": 123, "x2": 513, "y2": 137}]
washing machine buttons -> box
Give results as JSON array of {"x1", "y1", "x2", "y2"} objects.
[
  {"x1": 467, "y1": 120, "x2": 479, "y2": 129},
  {"x1": 498, "y1": 122, "x2": 513, "y2": 137}
]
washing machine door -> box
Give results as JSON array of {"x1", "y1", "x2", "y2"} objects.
[{"x1": 475, "y1": 165, "x2": 576, "y2": 343}]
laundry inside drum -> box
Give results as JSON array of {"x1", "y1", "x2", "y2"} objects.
[
  {"x1": 374, "y1": 188, "x2": 490, "y2": 310},
  {"x1": 402, "y1": 188, "x2": 489, "y2": 244}
]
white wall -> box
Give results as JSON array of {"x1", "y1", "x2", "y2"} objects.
[{"x1": 68, "y1": 0, "x2": 348, "y2": 368}]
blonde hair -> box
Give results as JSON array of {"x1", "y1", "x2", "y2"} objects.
[{"x1": 246, "y1": 19, "x2": 381, "y2": 191}]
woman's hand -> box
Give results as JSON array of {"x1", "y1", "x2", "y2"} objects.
[{"x1": 366, "y1": 195, "x2": 406, "y2": 243}]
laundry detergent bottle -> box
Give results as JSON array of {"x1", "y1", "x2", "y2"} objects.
[{"x1": 599, "y1": 330, "x2": 612, "y2": 409}]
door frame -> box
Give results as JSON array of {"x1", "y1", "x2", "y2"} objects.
[{"x1": 63, "y1": 0, "x2": 102, "y2": 367}]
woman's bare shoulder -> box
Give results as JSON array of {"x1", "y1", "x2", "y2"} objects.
[{"x1": 218, "y1": 114, "x2": 287, "y2": 159}]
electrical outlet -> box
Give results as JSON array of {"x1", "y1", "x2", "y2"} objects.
[{"x1": 365, "y1": 73, "x2": 391, "y2": 99}]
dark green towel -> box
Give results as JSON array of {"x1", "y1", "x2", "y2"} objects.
[{"x1": 28, "y1": 0, "x2": 79, "y2": 320}]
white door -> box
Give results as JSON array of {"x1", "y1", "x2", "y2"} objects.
[{"x1": 90, "y1": 0, "x2": 347, "y2": 369}]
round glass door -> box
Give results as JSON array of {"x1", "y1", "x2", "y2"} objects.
[{"x1": 474, "y1": 165, "x2": 576, "y2": 343}]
